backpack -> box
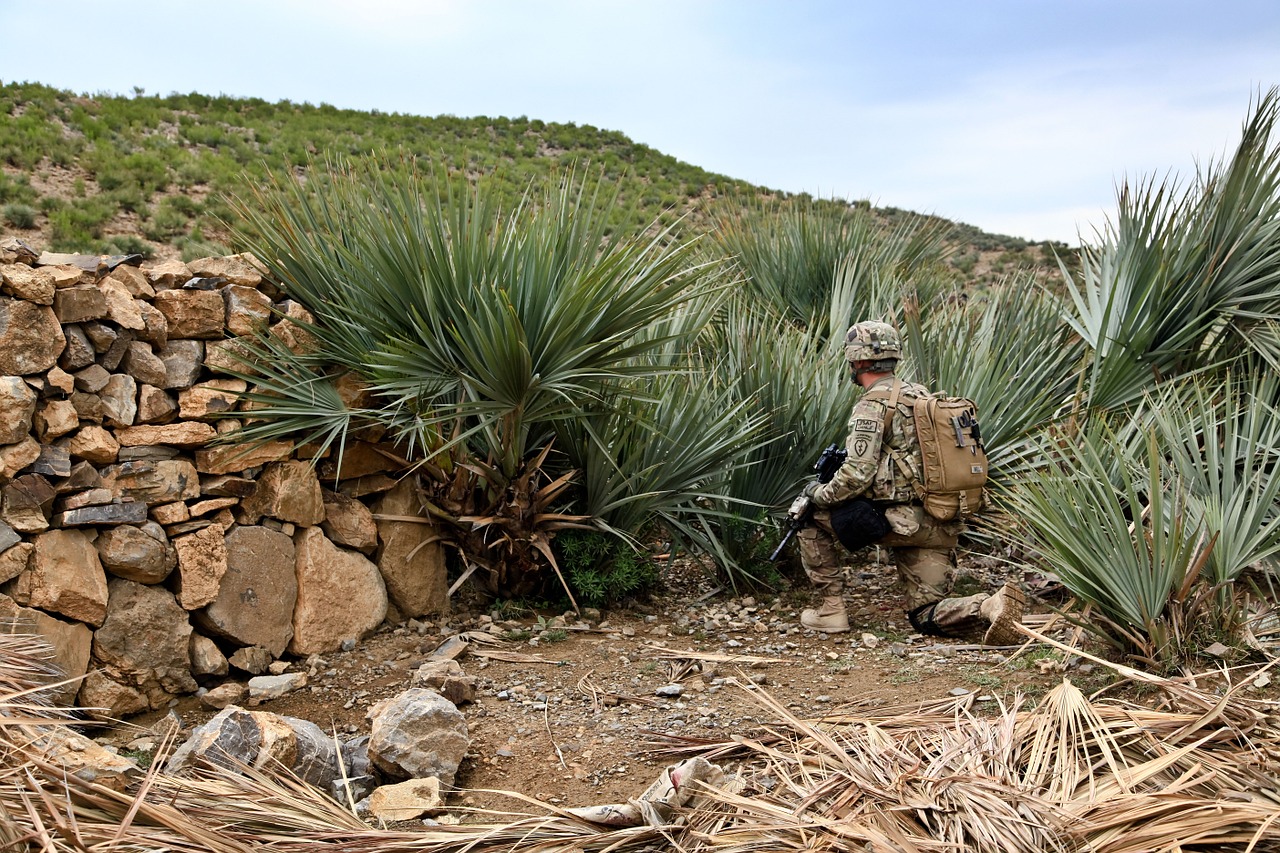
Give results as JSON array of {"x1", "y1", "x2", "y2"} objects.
[{"x1": 865, "y1": 379, "x2": 988, "y2": 520}]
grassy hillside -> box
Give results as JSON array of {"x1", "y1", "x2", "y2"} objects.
[{"x1": 0, "y1": 80, "x2": 1066, "y2": 279}]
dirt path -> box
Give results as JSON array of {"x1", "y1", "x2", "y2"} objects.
[{"x1": 105, "y1": 551, "x2": 1100, "y2": 820}]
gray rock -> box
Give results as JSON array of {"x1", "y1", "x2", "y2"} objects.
[
  {"x1": 122, "y1": 342, "x2": 168, "y2": 389},
  {"x1": 53, "y1": 500, "x2": 148, "y2": 527},
  {"x1": 30, "y1": 445, "x2": 71, "y2": 479},
  {"x1": 157, "y1": 340, "x2": 205, "y2": 390},
  {"x1": 228, "y1": 646, "x2": 275, "y2": 675},
  {"x1": 367, "y1": 688, "x2": 470, "y2": 786},
  {"x1": 59, "y1": 325, "x2": 96, "y2": 371},
  {"x1": 96, "y1": 523, "x2": 176, "y2": 584},
  {"x1": 0, "y1": 519, "x2": 18, "y2": 553},
  {"x1": 331, "y1": 774, "x2": 376, "y2": 804},
  {"x1": 281, "y1": 715, "x2": 339, "y2": 789},
  {"x1": 167, "y1": 706, "x2": 262, "y2": 773},
  {"x1": 248, "y1": 672, "x2": 307, "y2": 702}
]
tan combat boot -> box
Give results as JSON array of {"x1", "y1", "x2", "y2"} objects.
[
  {"x1": 980, "y1": 582, "x2": 1026, "y2": 646},
  {"x1": 801, "y1": 596, "x2": 850, "y2": 633}
]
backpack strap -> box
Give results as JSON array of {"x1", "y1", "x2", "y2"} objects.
[{"x1": 863, "y1": 378, "x2": 927, "y2": 504}]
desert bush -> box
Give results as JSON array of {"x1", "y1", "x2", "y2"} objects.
[{"x1": 2, "y1": 203, "x2": 37, "y2": 229}]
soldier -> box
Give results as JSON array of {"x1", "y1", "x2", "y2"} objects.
[{"x1": 796, "y1": 320, "x2": 1024, "y2": 643}]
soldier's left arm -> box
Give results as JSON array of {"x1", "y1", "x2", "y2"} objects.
[{"x1": 812, "y1": 396, "x2": 884, "y2": 506}]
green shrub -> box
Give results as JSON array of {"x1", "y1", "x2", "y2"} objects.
[
  {"x1": 0, "y1": 173, "x2": 36, "y2": 205},
  {"x1": 105, "y1": 234, "x2": 153, "y2": 257},
  {"x1": 2, "y1": 202, "x2": 37, "y2": 228},
  {"x1": 557, "y1": 531, "x2": 659, "y2": 607},
  {"x1": 142, "y1": 199, "x2": 189, "y2": 240}
]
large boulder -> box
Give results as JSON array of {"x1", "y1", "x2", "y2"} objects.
[
  {"x1": 288, "y1": 527, "x2": 387, "y2": 655},
  {"x1": 373, "y1": 477, "x2": 447, "y2": 617},
  {"x1": 95, "y1": 522, "x2": 176, "y2": 584},
  {"x1": 195, "y1": 525, "x2": 296, "y2": 657},
  {"x1": 0, "y1": 376, "x2": 37, "y2": 444},
  {"x1": 366, "y1": 688, "x2": 469, "y2": 786},
  {"x1": 0, "y1": 297, "x2": 65, "y2": 374},
  {"x1": 92, "y1": 579, "x2": 197, "y2": 708},
  {"x1": 239, "y1": 461, "x2": 324, "y2": 527},
  {"x1": 99, "y1": 459, "x2": 201, "y2": 505},
  {"x1": 153, "y1": 289, "x2": 225, "y2": 339},
  {"x1": 167, "y1": 705, "x2": 340, "y2": 789},
  {"x1": 7, "y1": 529, "x2": 109, "y2": 626}
]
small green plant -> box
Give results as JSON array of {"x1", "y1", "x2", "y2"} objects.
[
  {"x1": 962, "y1": 668, "x2": 1004, "y2": 689},
  {"x1": 500, "y1": 628, "x2": 532, "y2": 642},
  {"x1": 557, "y1": 530, "x2": 658, "y2": 607},
  {"x1": 119, "y1": 748, "x2": 154, "y2": 770},
  {"x1": 888, "y1": 666, "x2": 922, "y2": 685},
  {"x1": 2, "y1": 202, "x2": 36, "y2": 228}
]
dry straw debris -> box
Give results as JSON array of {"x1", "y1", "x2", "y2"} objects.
[{"x1": 3, "y1": 631, "x2": 1280, "y2": 852}]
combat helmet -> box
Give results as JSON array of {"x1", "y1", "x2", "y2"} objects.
[{"x1": 844, "y1": 321, "x2": 902, "y2": 364}]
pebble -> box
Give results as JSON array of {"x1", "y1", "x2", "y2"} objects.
[{"x1": 655, "y1": 684, "x2": 683, "y2": 698}]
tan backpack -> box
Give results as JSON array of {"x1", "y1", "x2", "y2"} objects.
[{"x1": 866, "y1": 379, "x2": 988, "y2": 520}]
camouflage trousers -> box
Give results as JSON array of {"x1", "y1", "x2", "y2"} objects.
[{"x1": 798, "y1": 503, "x2": 987, "y2": 631}]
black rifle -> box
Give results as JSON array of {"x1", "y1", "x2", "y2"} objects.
[{"x1": 769, "y1": 443, "x2": 849, "y2": 562}]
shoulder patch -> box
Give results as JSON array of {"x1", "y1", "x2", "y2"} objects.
[{"x1": 853, "y1": 418, "x2": 879, "y2": 433}]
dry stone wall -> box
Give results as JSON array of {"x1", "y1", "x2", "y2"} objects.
[{"x1": 0, "y1": 238, "x2": 448, "y2": 715}]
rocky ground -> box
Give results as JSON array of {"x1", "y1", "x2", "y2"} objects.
[{"x1": 94, "y1": 547, "x2": 1106, "y2": 823}]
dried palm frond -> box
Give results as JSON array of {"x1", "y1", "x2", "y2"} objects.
[{"x1": 5, "y1": 630, "x2": 1280, "y2": 852}]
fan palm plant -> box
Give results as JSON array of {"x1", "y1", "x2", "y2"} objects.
[
  {"x1": 227, "y1": 158, "x2": 728, "y2": 600},
  {"x1": 707, "y1": 194, "x2": 954, "y2": 329},
  {"x1": 996, "y1": 422, "x2": 1224, "y2": 670},
  {"x1": 1061, "y1": 86, "x2": 1280, "y2": 415},
  {"x1": 1127, "y1": 375, "x2": 1280, "y2": 588}
]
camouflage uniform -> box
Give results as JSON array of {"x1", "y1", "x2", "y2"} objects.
[{"x1": 800, "y1": 374, "x2": 990, "y2": 634}]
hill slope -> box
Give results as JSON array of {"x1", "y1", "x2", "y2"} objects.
[{"x1": 0, "y1": 80, "x2": 1066, "y2": 278}]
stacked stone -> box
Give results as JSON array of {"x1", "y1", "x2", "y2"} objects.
[{"x1": 0, "y1": 239, "x2": 448, "y2": 717}]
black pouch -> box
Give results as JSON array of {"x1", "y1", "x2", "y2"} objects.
[{"x1": 829, "y1": 498, "x2": 891, "y2": 551}]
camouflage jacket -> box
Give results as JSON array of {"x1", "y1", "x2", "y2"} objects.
[{"x1": 812, "y1": 374, "x2": 928, "y2": 507}]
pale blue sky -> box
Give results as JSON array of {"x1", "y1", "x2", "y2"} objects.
[{"x1": 4, "y1": 0, "x2": 1279, "y2": 243}]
